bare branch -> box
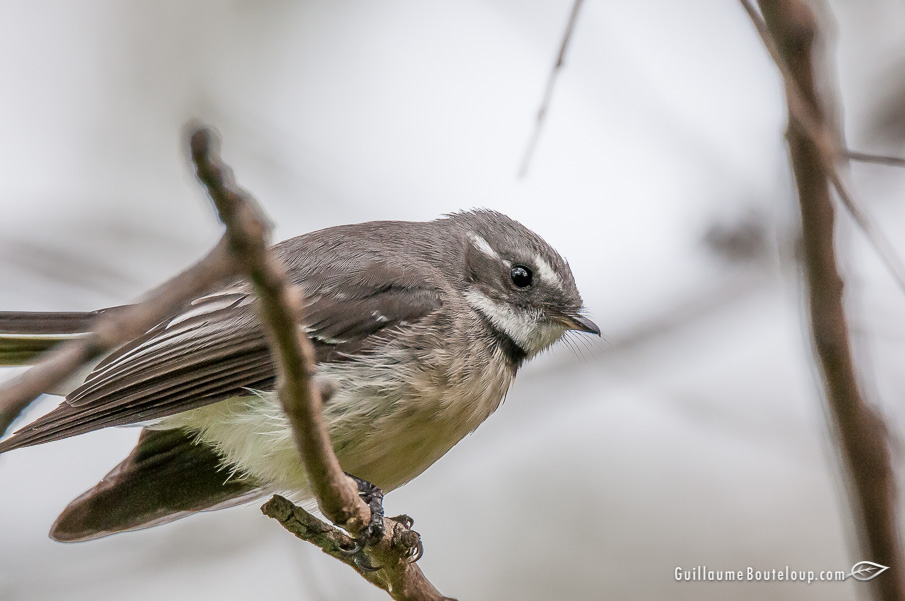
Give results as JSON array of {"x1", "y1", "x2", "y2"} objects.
[
  {"x1": 845, "y1": 150, "x2": 905, "y2": 169},
  {"x1": 744, "y1": 1, "x2": 905, "y2": 599},
  {"x1": 189, "y1": 127, "x2": 450, "y2": 601},
  {"x1": 0, "y1": 238, "x2": 238, "y2": 437},
  {"x1": 739, "y1": 0, "x2": 905, "y2": 295},
  {"x1": 1, "y1": 124, "x2": 449, "y2": 600},
  {"x1": 262, "y1": 496, "x2": 450, "y2": 601},
  {"x1": 189, "y1": 127, "x2": 370, "y2": 531},
  {"x1": 518, "y1": 0, "x2": 584, "y2": 178}
]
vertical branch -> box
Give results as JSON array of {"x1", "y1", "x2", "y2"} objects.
[
  {"x1": 750, "y1": 2, "x2": 905, "y2": 599},
  {"x1": 738, "y1": 0, "x2": 905, "y2": 293}
]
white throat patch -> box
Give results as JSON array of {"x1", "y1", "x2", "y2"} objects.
[{"x1": 464, "y1": 289, "x2": 565, "y2": 357}]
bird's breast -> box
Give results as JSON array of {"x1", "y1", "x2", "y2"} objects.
[{"x1": 163, "y1": 344, "x2": 514, "y2": 496}]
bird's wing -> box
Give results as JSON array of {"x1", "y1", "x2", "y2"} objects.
[{"x1": 0, "y1": 243, "x2": 443, "y2": 452}]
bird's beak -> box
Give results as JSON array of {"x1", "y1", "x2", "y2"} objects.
[{"x1": 559, "y1": 313, "x2": 601, "y2": 336}]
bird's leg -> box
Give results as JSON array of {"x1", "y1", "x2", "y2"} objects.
[
  {"x1": 346, "y1": 473, "x2": 385, "y2": 546},
  {"x1": 338, "y1": 476, "x2": 422, "y2": 565}
]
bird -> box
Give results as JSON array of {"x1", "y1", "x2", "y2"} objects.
[{"x1": 0, "y1": 209, "x2": 599, "y2": 542}]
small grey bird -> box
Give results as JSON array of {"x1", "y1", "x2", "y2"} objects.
[{"x1": 0, "y1": 209, "x2": 598, "y2": 541}]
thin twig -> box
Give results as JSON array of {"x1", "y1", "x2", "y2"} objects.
[
  {"x1": 0, "y1": 238, "x2": 238, "y2": 437},
  {"x1": 824, "y1": 171, "x2": 905, "y2": 295},
  {"x1": 189, "y1": 127, "x2": 450, "y2": 601},
  {"x1": 518, "y1": 0, "x2": 584, "y2": 178},
  {"x1": 846, "y1": 150, "x2": 905, "y2": 169},
  {"x1": 745, "y1": 2, "x2": 905, "y2": 599}
]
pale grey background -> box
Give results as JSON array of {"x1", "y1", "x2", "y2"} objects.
[{"x1": 2, "y1": 1, "x2": 905, "y2": 599}]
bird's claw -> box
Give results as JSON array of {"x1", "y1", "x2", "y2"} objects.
[
  {"x1": 391, "y1": 514, "x2": 414, "y2": 530},
  {"x1": 338, "y1": 537, "x2": 383, "y2": 572},
  {"x1": 338, "y1": 542, "x2": 382, "y2": 572},
  {"x1": 346, "y1": 473, "x2": 386, "y2": 547},
  {"x1": 338, "y1": 540, "x2": 362, "y2": 555},
  {"x1": 391, "y1": 514, "x2": 423, "y2": 562},
  {"x1": 406, "y1": 536, "x2": 424, "y2": 563},
  {"x1": 339, "y1": 476, "x2": 422, "y2": 568}
]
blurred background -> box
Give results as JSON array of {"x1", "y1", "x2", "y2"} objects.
[{"x1": 2, "y1": 0, "x2": 905, "y2": 599}]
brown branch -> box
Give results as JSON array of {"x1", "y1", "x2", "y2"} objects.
[
  {"x1": 0, "y1": 124, "x2": 449, "y2": 600},
  {"x1": 189, "y1": 127, "x2": 451, "y2": 601},
  {"x1": 744, "y1": 2, "x2": 905, "y2": 599},
  {"x1": 518, "y1": 0, "x2": 584, "y2": 178},
  {"x1": 0, "y1": 238, "x2": 238, "y2": 437},
  {"x1": 189, "y1": 128, "x2": 369, "y2": 531},
  {"x1": 739, "y1": 0, "x2": 905, "y2": 294},
  {"x1": 262, "y1": 496, "x2": 449, "y2": 601}
]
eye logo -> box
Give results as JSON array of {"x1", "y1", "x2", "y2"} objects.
[{"x1": 848, "y1": 561, "x2": 889, "y2": 582}]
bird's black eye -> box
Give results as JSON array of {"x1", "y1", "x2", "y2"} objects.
[{"x1": 510, "y1": 265, "x2": 533, "y2": 288}]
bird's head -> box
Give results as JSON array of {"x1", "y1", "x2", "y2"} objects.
[{"x1": 444, "y1": 210, "x2": 599, "y2": 359}]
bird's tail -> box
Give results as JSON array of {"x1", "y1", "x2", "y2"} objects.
[
  {"x1": 51, "y1": 428, "x2": 264, "y2": 541},
  {"x1": 0, "y1": 311, "x2": 99, "y2": 365}
]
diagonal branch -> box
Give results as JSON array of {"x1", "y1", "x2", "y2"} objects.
[
  {"x1": 189, "y1": 127, "x2": 451, "y2": 601},
  {"x1": 0, "y1": 238, "x2": 239, "y2": 438},
  {"x1": 261, "y1": 495, "x2": 447, "y2": 601},
  {"x1": 189, "y1": 128, "x2": 369, "y2": 531},
  {"x1": 518, "y1": 0, "x2": 584, "y2": 178},
  {"x1": 742, "y1": 2, "x2": 905, "y2": 600}
]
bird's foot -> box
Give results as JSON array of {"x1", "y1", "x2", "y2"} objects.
[
  {"x1": 346, "y1": 473, "x2": 385, "y2": 547},
  {"x1": 335, "y1": 474, "x2": 386, "y2": 571},
  {"x1": 390, "y1": 514, "x2": 423, "y2": 562},
  {"x1": 337, "y1": 539, "x2": 383, "y2": 572}
]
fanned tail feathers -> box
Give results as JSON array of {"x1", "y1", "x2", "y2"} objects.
[{"x1": 50, "y1": 428, "x2": 263, "y2": 542}]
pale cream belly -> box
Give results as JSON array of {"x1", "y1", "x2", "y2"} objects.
[{"x1": 160, "y1": 361, "x2": 511, "y2": 498}]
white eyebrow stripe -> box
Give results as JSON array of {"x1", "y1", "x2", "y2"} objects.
[
  {"x1": 534, "y1": 255, "x2": 563, "y2": 288},
  {"x1": 468, "y1": 233, "x2": 498, "y2": 259}
]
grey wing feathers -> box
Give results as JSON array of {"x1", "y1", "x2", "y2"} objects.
[
  {"x1": 0, "y1": 293, "x2": 274, "y2": 451},
  {"x1": 0, "y1": 233, "x2": 443, "y2": 453},
  {"x1": 304, "y1": 288, "x2": 442, "y2": 359}
]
